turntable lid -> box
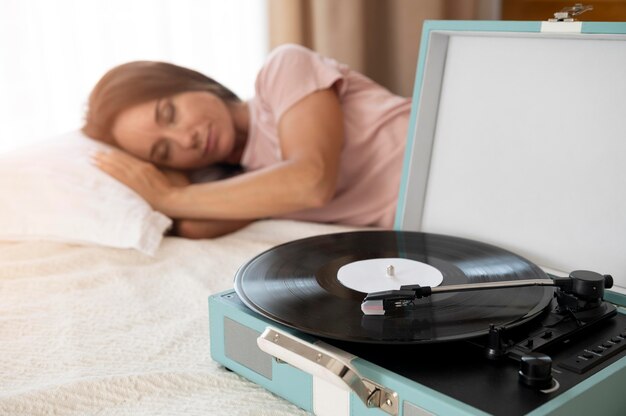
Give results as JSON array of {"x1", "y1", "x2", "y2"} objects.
[{"x1": 395, "y1": 21, "x2": 626, "y2": 291}]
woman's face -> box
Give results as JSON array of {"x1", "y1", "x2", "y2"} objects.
[{"x1": 111, "y1": 91, "x2": 237, "y2": 169}]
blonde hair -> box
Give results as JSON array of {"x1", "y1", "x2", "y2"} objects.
[{"x1": 82, "y1": 61, "x2": 240, "y2": 143}]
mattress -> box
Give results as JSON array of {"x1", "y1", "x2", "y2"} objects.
[{"x1": 0, "y1": 219, "x2": 355, "y2": 415}]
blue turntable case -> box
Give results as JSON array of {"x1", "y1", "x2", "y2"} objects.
[{"x1": 209, "y1": 19, "x2": 626, "y2": 416}]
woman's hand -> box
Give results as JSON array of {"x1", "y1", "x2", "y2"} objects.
[{"x1": 92, "y1": 150, "x2": 174, "y2": 212}]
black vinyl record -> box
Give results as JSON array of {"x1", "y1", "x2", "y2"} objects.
[{"x1": 234, "y1": 231, "x2": 553, "y2": 344}]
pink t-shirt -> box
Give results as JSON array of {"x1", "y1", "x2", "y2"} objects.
[{"x1": 241, "y1": 44, "x2": 411, "y2": 228}]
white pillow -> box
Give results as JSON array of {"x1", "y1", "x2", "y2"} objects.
[{"x1": 0, "y1": 130, "x2": 172, "y2": 255}]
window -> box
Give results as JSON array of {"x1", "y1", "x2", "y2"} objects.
[{"x1": 0, "y1": 0, "x2": 268, "y2": 153}]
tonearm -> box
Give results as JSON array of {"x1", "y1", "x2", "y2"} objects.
[{"x1": 361, "y1": 270, "x2": 613, "y2": 316}]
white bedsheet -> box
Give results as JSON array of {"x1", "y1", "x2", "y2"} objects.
[{"x1": 0, "y1": 219, "x2": 356, "y2": 415}]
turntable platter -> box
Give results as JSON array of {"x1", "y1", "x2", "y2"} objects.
[{"x1": 234, "y1": 231, "x2": 553, "y2": 343}]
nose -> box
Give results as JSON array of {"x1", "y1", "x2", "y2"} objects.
[{"x1": 170, "y1": 128, "x2": 201, "y2": 150}]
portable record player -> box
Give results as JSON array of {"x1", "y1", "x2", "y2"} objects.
[{"x1": 209, "y1": 17, "x2": 626, "y2": 416}]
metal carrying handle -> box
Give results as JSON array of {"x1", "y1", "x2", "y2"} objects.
[{"x1": 257, "y1": 327, "x2": 398, "y2": 415}]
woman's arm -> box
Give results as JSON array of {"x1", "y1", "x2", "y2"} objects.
[
  {"x1": 161, "y1": 168, "x2": 253, "y2": 238},
  {"x1": 173, "y1": 218, "x2": 253, "y2": 239},
  {"x1": 94, "y1": 87, "x2": 344, "y2": 220}
]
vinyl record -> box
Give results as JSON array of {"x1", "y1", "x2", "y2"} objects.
[{"x1": 234, "y1": 231, "x2": 553, "y2": 343}]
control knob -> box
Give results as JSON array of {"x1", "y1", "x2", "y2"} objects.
[{"x1": 519, "y1": 353, "x2": 553, "y2": 390}]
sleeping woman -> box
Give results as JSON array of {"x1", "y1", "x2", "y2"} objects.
[{"x1": 86, "y1": 44, "x2": 411, "y2": 238}]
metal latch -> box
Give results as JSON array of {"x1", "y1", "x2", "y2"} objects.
[
  {"x1": 257, "y1": 327, "x2": 399, "y2": 415},
  {"x1": 362, "y1": 378, "x2": 399, "y2": 415},
  {"x1": 548, "y1": 3, "x2": 593, "y2": 22}
]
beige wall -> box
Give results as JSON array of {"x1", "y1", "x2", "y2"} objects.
[{"x1": 268, "y1": 0, "x2": 500, "y2": 97}]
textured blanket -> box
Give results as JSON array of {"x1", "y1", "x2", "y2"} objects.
[{"x1": 0, "y1": 220, "x2": 355, "y2": 415}]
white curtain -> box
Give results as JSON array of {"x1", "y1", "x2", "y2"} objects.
[{"x1": 0, "y1": 0, "x2": 268, "y2": 154}]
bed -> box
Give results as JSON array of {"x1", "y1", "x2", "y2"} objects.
[{"x1": 0, "y1": 219, "x2": 356, "y2": 415}]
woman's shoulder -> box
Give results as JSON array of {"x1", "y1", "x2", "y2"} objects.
[{"x1": 255, "y1": 44, "x2": 343, "y2": 103}]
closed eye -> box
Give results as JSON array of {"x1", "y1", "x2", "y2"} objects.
[
  {"x1": 163, "y1": 100, "x2": 176, "y2": 125},
  {"x1": 155, "y1": 98, "x2": 176, "y2": 126}
]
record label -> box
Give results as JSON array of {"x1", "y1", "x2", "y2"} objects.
[{"x1": 337, "y1": 257, "x2": 443, "y2": 293}]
